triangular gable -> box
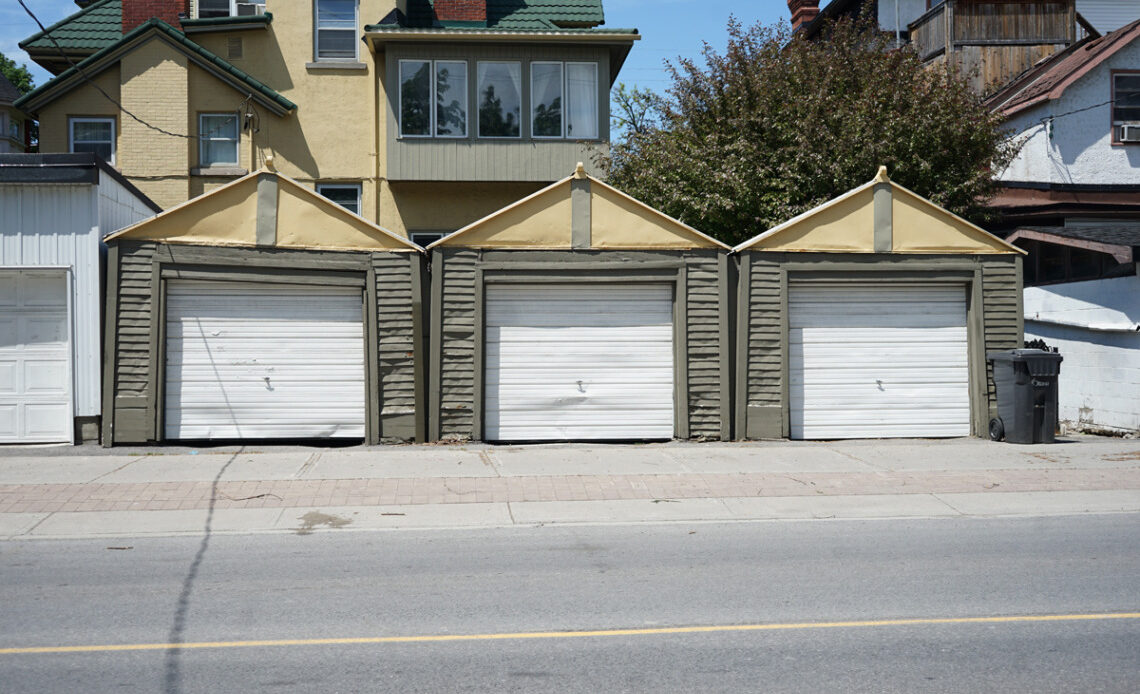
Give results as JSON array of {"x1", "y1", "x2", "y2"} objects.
[
  {"x1": 106, "y1": 169, "x2": 420, "y2": 252},
  {"x1": 734, "y1": 168, "x2": 1023, "y2": 255},
  {"x1": 430, "y1": 166, "x2": 728, "y2": 250}
]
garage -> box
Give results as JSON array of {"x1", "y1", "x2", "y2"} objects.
[
  {"x1": 734, "y1": 167, "x2": 1024, "y2": 440},
  {"x1": 484, "y1": 283, "x2": 674, "y2": 441},
  {"x1": 164, "y1": 281, "x2": 366, "y2": 440},
  {"x1": 102, "y1": 169, "x2": 425, "y2": 445},
  {"x1": 788, "y1": 282, "x2": 970, "y2": 439},
  {"x1": 427, "y1": 165, "x2": 732, "y2": 442},
  {"x1": 0, "y1": 270, "x2": 71, "y2": 443}
]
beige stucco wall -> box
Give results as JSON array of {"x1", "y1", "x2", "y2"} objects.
[
  {"x1": 382, "y1": 180, "x2": 547, "y2": 236},
  {"x1": 37, "y1": 65, "x2": 121, "y2": 157}
]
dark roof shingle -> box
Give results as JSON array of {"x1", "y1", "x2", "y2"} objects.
[
  {"x1": 19, "y1": 0, "x2": 122, "y2": 54},
  {"x1": 400, "y1": 0, "x2": 605, "y2": 30}
]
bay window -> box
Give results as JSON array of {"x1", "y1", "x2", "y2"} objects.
[
  {"x1": 531, "y1": 61, "x2": 597, "y2": 139},
  {"x1": 478, "y1": 61, "x2": 522, "y2": 138},
  {"x1": 400, "y1": 60, "x2": 468, "y2": 138}
]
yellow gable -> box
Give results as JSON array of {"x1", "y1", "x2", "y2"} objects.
[
  {"x1": 432, "y1": 169, "x2": 728, "y2": 250},
  {"x1": 734, "y1": 168, "x2": 1023, "y2": 255},
  {"x1": 106, "y1": 170, "x2": 419, "y2": 252}
]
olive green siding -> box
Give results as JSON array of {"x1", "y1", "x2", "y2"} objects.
[
  {"x1": 736, "y1": 252, "x2": 1023, "y2": 440},
  {"x1": 430, "y1": 248, "x2": 728, "y2": 441},
  {"x1": 385, "y1": 43, "x2": 611, "y2": 181},
  {"x1": 103, "y1": 241, "x2": 422, "y2": 445}
]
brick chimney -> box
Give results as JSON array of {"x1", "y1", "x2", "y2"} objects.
[
  {"x1": 788, "y1": 0, "x2": 820, "y2": 33},
  {"x1": 434, "y1": 0, "x2": 486, "y2": 24},
  {"x1": 122, "y1": 1, "x2": 189, "y2": 33}
]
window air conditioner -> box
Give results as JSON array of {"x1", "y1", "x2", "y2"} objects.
[
  {"x1": 235, "y1": 2, "x2": 265, "y2": 16},
  {"x1": 1121, "y1": 124, "x2": 1140, "y2": 143}
]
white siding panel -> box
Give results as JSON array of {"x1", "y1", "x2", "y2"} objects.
[
  {"x1": 0, "y1": 269, "x2": 72, "y2": 442},
  {"x1": 165, "y1": 281, "x2": 366, "y2": 439},
  {"x1": 789, "y1": 283, "x2": 970, "y2": 439},
  {"x1": 485, "y1": 283, "x2": 674, "y2": 441},
  {"x1": 0, "y1": 183, "x2": 100, "y2": 418},
  {"x1": 98, "y1": 171, "x2": 156, "y2": 237}
]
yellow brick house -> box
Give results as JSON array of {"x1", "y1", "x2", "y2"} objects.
[{"x1": 17, "y1": 0, "x2": 638, "y2": 241}]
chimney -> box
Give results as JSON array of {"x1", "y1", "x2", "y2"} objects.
[
  {"x1": 788, "y1": 0, "x2": 820, "y2": 33},
  {"x1": 122, "y1": 1, "x2": 189, "y2": 34},
  {"x1": 434, "y1": 0, "x2": 486, "y2": 24}
]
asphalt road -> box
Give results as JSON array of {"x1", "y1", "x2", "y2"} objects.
[{"x1": 1, "y1": 515, "x2": 1138, "y2": 693}]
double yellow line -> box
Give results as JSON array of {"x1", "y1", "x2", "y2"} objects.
[{"x1": 3, "y1": 612, "x2": 1137, "y2": 655}]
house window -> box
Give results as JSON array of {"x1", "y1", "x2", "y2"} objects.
[
  {"x1": 530, "y1": 62, "x2": 598, "y2": 139},
  {"x1": 198, "y1": 0, "x2": 233, "y2": 18},
  {"x1": 410, "y1": 231, "x2": 449, "y2": 247},
  {"x1": 478, "y1": 61, "x2": 522, "y2": 138},
  {"x1": 199, "y1": 113, "x2": 239, "y2": 167},
  {"x1": 9, "y1": 119, "x2": 20, "y2": 140},
  {"x1": 317, "y1": 183, "x2": 362, "y2": 215},
  {"x1": 69, "y1": 117, "x2": 115, "y2": 164},
  {"x1": 1112, "y1": 72, "x2": 1140, "y2": 142},
  {"x1": 400, "y1": 60, "x2": 468, "y2": 138},
  {"x1": 315, "y1": 0, "x2": 358, "y2": 61}
]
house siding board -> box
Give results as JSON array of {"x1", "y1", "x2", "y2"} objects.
[
  {"x1": 433, "y1": 248, "x2": 726, "y2": 441},
  {"x1": 745, "y1": 254, "x2": 783, "y2": 409},
  {"x1": 386, "y1": 43, "x2": 610, "y2": 181},
  {"x1": 373, "y1": 253, "x2": 419, "y2": 436},
  {"x1": 111, "y1": 241, "x2": 156, "y2": 441},
  {"x1": 982, "y1": 256, "x2": 1022, "y2": 417}
]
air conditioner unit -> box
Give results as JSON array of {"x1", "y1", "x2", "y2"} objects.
[
  {"x1": 235, "y1": 2, "x2": 265, "y2": 16},
  {"x1": 1121, "y1": 124, "x2": 1140, "y2": 143}
]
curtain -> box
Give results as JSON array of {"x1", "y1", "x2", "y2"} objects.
[{"x1": 566, "y1": 63, "x2": 597, "y2": 139}]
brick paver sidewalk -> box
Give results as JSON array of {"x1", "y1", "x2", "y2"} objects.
[{"x1": 2, "y1": 467, "x2": 1137, "y2": 514}]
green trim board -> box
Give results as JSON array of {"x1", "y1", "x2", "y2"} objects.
[
  {"x1": 180, "y1": 13, "x2": 273, "y2": 33},
  {"x1": 734, "y1": 252, "x2": 1023, "y2": 440},
  {"x1": 17, "y1": 19, "x2": 296, "y2": 115}
]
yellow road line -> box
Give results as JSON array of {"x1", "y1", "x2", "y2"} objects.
[{"x1": 2, "y1": 612, "x2": 1138, "y2": 656}]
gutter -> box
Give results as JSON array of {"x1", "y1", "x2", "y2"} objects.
[{"x1": 1026, "y1": 315, "x2": 1140, "y2": 333}]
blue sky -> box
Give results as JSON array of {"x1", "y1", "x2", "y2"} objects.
[{"x1": 2, "y1": 0, "x2": 792, "y2": 96}]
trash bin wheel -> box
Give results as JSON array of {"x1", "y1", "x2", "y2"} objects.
[{"x1": 989, "y1": 417, "x2": 1005, "y2": 442}]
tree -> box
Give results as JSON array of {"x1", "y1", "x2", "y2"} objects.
[
  {"x1": 602, "y1": 16, "x2": 1016, "y2": 247},
  {"x1": 610, "y1": 82, "x2": 664, "y2": 137},
  {"x1": 0, "y1": 52, "x2": 35, "y2": 95}
]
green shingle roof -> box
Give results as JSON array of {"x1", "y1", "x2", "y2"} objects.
[
  {"x1": 16, "y1": 19, "x2": 295, "y2": 116},
  {"x1": 396, "y1": 0, "x2": 606, "y2": 30},
  {"x1": 19, "y1": 0, "x2": 122, "y2": 54}
]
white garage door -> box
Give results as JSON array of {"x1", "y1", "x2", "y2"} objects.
[
  {"x1": 789, "y1": 282, "x2": 970, "y2": 439},
  {"x1": 485, "y1": 283, "x2": 674, "y2": 441},
  {"x1": 165, "y1": 280, "x2": 366, "y2": 440},
  {"x1": 0, "y1": 270, "x2": 72, "y2": 443}
]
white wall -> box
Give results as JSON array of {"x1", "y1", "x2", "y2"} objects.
[
  {"x1": 999, "y1": 39, "x2": 1140, "y2": 185},
  {"x1": 1077, "y1": 0, "x2": 1138, "y2": 33},
  {"x1": 1024, "y1": 275, "x2": 1140, "y2": 433},
  {"x1": 0, "y1": 184, "x2": 102, "y2": 417},
  {"x1": 98, "y1": 171, "x2": 156, "y2": 237},
  {"x1": 879, "y1": 0, "x2": 929, "y2": 35}
]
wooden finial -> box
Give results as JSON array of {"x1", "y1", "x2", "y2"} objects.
[
  {"x1": 573, "y1": 162, "x2": 587, "y2": 179},
  {"x1": 873, "y1": 165, "x2": 889, "y2": 183}
]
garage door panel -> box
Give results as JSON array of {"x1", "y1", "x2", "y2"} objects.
[
  {"x1": 165, "y1": 281, "x2": 365, "y2": 440},
  {"x1": 485, "y1": 283, "x2": 674, "y2": 441},
  {"x1": 790, "y1": 283, "x2": 970, "y2": 440}
]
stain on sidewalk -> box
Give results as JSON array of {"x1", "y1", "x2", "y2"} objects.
[{"x1": 295, "y1": 511, "x2": 353, "y2": 535}]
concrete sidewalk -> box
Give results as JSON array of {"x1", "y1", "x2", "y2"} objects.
[{"x1": 1, "y1": 436, "x2": 1138, "y2": 539}]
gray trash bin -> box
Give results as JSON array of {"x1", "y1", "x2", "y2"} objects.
[{"x1": 986, "y1": 349, "x2": 1063, "y2": 444}]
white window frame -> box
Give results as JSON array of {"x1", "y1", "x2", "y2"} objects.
[
  {"x1": 1111, "y1": 71, "x2": 1140, "y2": 144},
  {"x1": 198, "y1": 113, "x2": 240, "y2": 167},
  {"x1": 197, "y1": 0, "x2": 236, "y2": 18},
  {"x1": 530, "y1": 61, "x2": 564, "y2": 140},
  {"x1": 399, "y1": 59, "x2": 469, "y2": 140},
  {"x1": 69, "y1": 117, "x2": 116, "y2": 164},
  {"x1": 317, "y1": 183, "x2": 363, "y2": 215},
  {"x1": 477, "y1": 61, "x2": 523, "y2": 140},
  {"x1": 314, "y1": 0, "x2": 359, "y2": 62},
  {"x1": 410, "y1": 231, "x2": 449, "y2": 247}
]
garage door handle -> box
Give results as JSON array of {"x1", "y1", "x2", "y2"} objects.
[
  {"x1": 264, "y1": 376, "x2": 274, "y2": 391},
  {"x1": 577, "y1": 380, "x2": 586, "y2": 393}
]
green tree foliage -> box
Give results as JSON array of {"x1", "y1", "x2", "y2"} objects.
[
  {"x1": 611, "y1": 82, "x2": 664, "y2": 137},
  {"x1": 603, "y1": 17, "x2": 1016, "y2": 246},
  {"x1": 1, "y1": 52, "x2": 35, "y2": 95}
]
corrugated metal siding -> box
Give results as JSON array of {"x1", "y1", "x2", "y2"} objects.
[
  {"x1": 1077, "y1": 0, "x2": 1137, "y2": 32},
  {"x1": 745, "y1": 255, "x2": 782, "y2": 409},
  {"x1": 374, "y1": 253, "x2": 418, "y2": 420},
  {"x1": 685, "y1": 250, "x2": 723, "y2": 438},
  {"x1": 438, "y1": 249, "x2": 479, "y2": 438},
  {"x1": 98, "y1": 173, "x2": 156, "y2": 237},
  {"x1": 982, "y1": 257, "x2": 1022, "y2": 416},
  {"x1": 386, "y1": 43, "x2": 611, "y2": 182},
  {"x1": 0, "y1": 183, "x2": 101, "y2": 417}
]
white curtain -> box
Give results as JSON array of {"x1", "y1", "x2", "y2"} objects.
[
  {"x1": 566, "y1": 63, "x2": 598, "y2": 140},
  {"x1": 530, "y1": 62, "x2": 563, "y2": 137}
]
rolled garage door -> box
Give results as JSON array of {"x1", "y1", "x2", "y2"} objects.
[
  {"x1": 165, "y1": 280, "x2": 366, "y2": 440},
  {"x1": 484, "y1": 283, "x2": 674, "y2": 441},
  {"x1": 789, "y1": 282, "x2": 970, "y2": 439}
]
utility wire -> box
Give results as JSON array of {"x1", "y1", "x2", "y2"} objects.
[{"x1": 17, "y1": 0, "x2": 250, "y2": 141}]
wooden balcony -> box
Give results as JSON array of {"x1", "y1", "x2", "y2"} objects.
[{"x1": 910, "y1": 1, "x2": 1076, "y2": 62}]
